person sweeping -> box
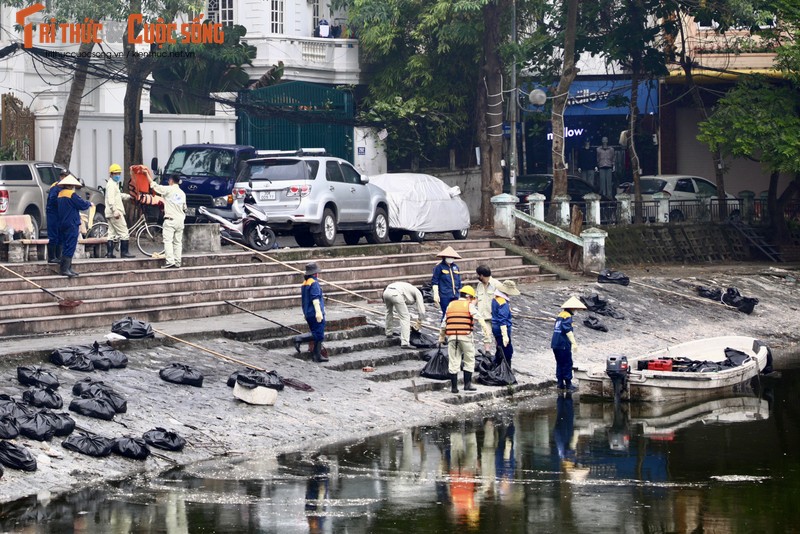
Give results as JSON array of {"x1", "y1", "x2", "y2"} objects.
[
  {"x1": 551, "y1": 296, "x2": 587, "y2": 392},
  {"x1": 56, "y1": 174, "x2": 93, "y2": 278}
]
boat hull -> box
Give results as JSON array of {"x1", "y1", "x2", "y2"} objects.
[{"x1": 574, "y1": 336, "x2": 769, "y2": 402}]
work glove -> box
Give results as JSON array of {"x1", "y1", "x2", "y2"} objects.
[
  {"x1": 312, "y1": 299, "x2": 323, "y2": 323},
  {"x1": 432, "y1": 285, "x2": 440, "y2": 306},
  {"x1": 413, "y1": 319, "x2": 422, "y2": 331},
  {"x1": 501, "y1": 325, "x2": 510, "y2": 347},
  {"x1": 566, "y1": 331, "x2": 577, "y2": 354}
]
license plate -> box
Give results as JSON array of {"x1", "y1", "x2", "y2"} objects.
[
  {"x1": 186, "y1": 207, "x2": 196, "y2": 217},
  {"x1": 259, "y1": 191, "x2": 276, "y2": 201}
]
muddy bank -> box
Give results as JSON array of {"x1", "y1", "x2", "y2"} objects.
[{"x1": 0, "y1": 262, "x2": 797, "y2": 504}]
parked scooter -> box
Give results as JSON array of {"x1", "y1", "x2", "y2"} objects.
[{"x1": 197, "y1": 200, "x2": 276, "y2": 251}]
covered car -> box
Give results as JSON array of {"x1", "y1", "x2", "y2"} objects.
[{"x1": 369, "y1": 173, "x2": 470, "y2": 242}]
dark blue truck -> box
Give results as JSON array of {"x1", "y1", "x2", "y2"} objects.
[{"x1": 155, "y1": 143, "x2": 256, "y2": 219}]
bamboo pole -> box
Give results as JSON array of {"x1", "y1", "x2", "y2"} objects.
[
  {"x1": 153, "y1": 328, "x2": 265, "y2": 371},
  {"x1": 591, "y1": 271, "x2": 736, "y2": 310}
]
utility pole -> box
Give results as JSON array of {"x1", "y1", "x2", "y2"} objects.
[{"x1": 509, "y1": 0, "x2": 518, "y2": 197}]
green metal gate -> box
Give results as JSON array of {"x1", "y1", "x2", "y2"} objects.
[{"x1": 236, "y1": 81, "x2": 354, "y2": 162}]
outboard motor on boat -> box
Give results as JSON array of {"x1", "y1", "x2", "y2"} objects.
[{"x1": 606, "y1": 356, "x2": 629, "y2": 405}]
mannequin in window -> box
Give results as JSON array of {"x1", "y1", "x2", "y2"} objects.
[
  {"x1": 595, "y1": 137, "x2": 615, "y2": 198},
  {"x1": 577, "y1": 139, "x2": 596, "y2": 188}
]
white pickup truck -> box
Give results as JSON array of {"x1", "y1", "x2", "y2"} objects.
[{"x1": 0, "y1": 161, "x2": 105, "y2": 237}]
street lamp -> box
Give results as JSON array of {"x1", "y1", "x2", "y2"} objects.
[{"x1": 529, "y1": 89, "x2": 547, "y2": 106}]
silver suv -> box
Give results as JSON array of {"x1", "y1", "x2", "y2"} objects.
[{"x1": 232, "y1": 150, "x2": 389, "y2": 247}]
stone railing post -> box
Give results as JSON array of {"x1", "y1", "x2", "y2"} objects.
[
  {"x1": 583, "y1": 193, "x2": 601, "y2": 226},
  {"x1": 739, "y1": 190, "x2": 754, "y2": 222},
  {"x1": 527, "y1": 193, "x2": 546, "y2": 222},
  {"x1": 615, "y1": 193, "x2": 631, "y2": 225},
  {"x1": 580, "y1": 227, "x2": 607, "y2": 275},
  {"x1": 696, "y1": 192, "x2": 711, "y2": 221},
  {"x1": 552, "y1": 194, "x2": 571, "y2": 228},
  {"x1": 491, "y1": 193, "x2": 518, "y2": 238},
  {"x1": 653, "y1": 191, "x2": 670, "y2": 224}
]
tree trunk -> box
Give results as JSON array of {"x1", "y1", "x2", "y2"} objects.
[
  {"x1": 53, "y1": 41, "x2": 95, "y2": 167},
  {"x1": 629, "y1": 71, "x2": 642, "y2": 223},
  {"x1": 549, "y1": 0, "x2": 579, "y2": 219},
  {"x1": 478, "y1": 0, "x2": 509, "y2": 227}
]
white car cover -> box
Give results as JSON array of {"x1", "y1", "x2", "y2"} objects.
[{"x1": 369, "y1": 173, "x2": 470, "y2": 233}]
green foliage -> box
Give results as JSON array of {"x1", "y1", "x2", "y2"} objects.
[
  {"x1": 697, "y1": 76, "x2": 800, "y2": 174},
  {"x1": 150, "y1": 24, "x2": 255, "y2": 114}
]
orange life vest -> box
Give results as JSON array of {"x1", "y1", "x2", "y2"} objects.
[{"x1": 445, "y1": 299, "x2": 473, "y2": 336}]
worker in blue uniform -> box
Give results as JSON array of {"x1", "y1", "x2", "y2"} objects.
[
  {"x1": 301, "y1": 262, "x2": 329, "y2": 363},
  {"x1": 431, "y1": 246, "x2": 462, "y2": 318},
  {"x1": 56, "y1": 175, "x2": 93, "y2": 278},
  {"x1": 45, "y1": 169, "x2": 68, "y2": 264},
  {"x1": 550, "y1": 296, "x2": 587, "y2": 392},
  {"x1": 491, "y1": 280, "x2": 520, "y2": 367}
]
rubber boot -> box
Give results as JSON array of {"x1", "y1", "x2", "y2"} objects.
[
  {"x1": 105, "y1": 241, "x2": 116, "y2": 258},
  {"x1": 60, "y1": 256, "x2": 78, "y2": 278},
  {"x1": 450, "y1": 373, "x2": 459, "y2": 394},
  {"x1": 293, "y1": 333, "x2": 314, "y2": 353},
  {"x1": 312, "y1": 340, "x2": 329, "y2": 363},
  {"x1": 47, "y1": 243, "x2": 60, "y2": 264},
  {"x1": 463, "y1": 371, "x2": 477, "y2": 391},
  {"x1": 120, "y1": 240, "x2": 135, "y2": 258}
]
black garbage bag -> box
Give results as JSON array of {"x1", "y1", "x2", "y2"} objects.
[
  {"x1": 476, "y1": 355, "x2": 517, "y2": 386},
  {"x1": 90, "y1": 341, "x2": 128, "y2": 368},
  {"x1": 227, "y1": 368, "x2": 263, "y2": 388},
  {"x1": 696, "y1": 285, "x2": 722, "y2": 301},
  {"x1": 583, "y1": 315, "x2": 609, "y2": 332},
  {"x1": 409, "y1": 329, "x2": 437, "y2": 348},
  {"x1": 111, "y1": 317, "x2": 154, "y2": 339},
  {"x1": 159, "y1": 363, "x2": 204, "y2": 387},
  {"x1": 62, "y1": 432, "x2": 114, "y2": 457},
  {"x1": 22, "y1": 386, "x2": 63, "y2": 409},
  {"x1": 72, "y1": 377, "x2": 98, "y2": 396},
  {"x1": 38, "y1": 410, "x2": 75, "y2": 437},
  {"x1": 17, "y1": 366, "x2": 60, "y2": 389},
  {"x1": 236, "y1": 370, "x2": 284, "y2": 391},
  {"x1": 474, "y1": 349, "x2": 494, "y2": 376},
  {"x1": 69, "y1": 394, "x2": 116, "y2": 421},
  {"x1": 83, "y1": 385, "x2": 127, "y2": 414},
  {"x1": 50, "y1": 346, "x2": 81, "y2": 367},
  {"x1": 597, "y1": 269, "x2": 630, "y2": 286},
  {"x1": 18, "y1": 412, "x2": 57, "y2": 441},
  {"x1": 721, "y1": 287, "x2": 759, "y2": 315},
  {"x1": 420, "y1": 345, "x2": 450, "y2": 380},
  {"x1": 0, "y1": 395, "x2": 35, "y2": 420},
  {"x1": 723, "y1": 348, "x2": 751, "y2": 367},
  {"x1": 90, "y1": 357, "x2": 112, "y2": 371},
  {"x1": 112, "y1": 437, "x2": 151, "y2": 460},
  {"x1": 70, "y1": 355, "x2": 96, "y2": 372},
  {"x1": 579, "y1": 294, "x2": 625, "y2": 319},
  {"x1": 143, "y1": 427, "x2": 186, "y2": 452},
  {"x1": 0, "y1": 440, "x2": 37, "y2": 471},
  {"x1": 419, "y1": 282, "x2": 434, "y2": 304},
  {"x1": 0, "y1": 415, "x2": 20, "y2": 439}
]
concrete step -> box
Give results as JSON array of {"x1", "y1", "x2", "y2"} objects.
[
  {"x1": 363, "y1": 357, "x2": 430, "y2": 382},
  {"x1": 321, "y1": 344, "x2": 428, "y2": 372},
  {"x1": 284, "y1": 334, "x2": 402, "y2": 362},
  {"x1": 254, "y1": 324, "x2": 384, "y2": 351}
]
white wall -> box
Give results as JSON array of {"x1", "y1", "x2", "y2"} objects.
[
  {"x1": 353, "y1": 127, "x2": 387, "y2": 176},
  {"x1": 435, "y1": 169, "x2": 482, "y2": 223}
]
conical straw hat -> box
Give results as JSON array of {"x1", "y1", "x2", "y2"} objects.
[
  {"x1": 58, "y1": 175, "x2": 83, "y2": 188},
  {"x1": 496, "y1": 280, "x2": 521, "y2": 296},
  {"x1": 561, "y1": 296, "x2": 587, "y2": 310},
  {"x1": 436, "y1": 246, "x2": 462, "y2": 259}
]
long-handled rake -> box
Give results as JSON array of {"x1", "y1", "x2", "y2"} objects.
[{"x1": 0, "y1": 264, "x2": 82, "y2": 308}]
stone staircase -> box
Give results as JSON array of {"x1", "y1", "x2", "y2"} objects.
[{"x1": 0, "y1": 238, "x2": 556, "y2": 337}]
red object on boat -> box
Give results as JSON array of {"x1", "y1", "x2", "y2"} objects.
[{"x1": 647, "y1": 359, "x2": 673, "y2": 371}]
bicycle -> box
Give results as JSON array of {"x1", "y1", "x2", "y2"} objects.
[{"x1": 88, "y1": 213, "x2": 164, "y2": 257}]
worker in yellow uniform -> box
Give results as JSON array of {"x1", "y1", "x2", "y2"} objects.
[
  {"x1": 438, "y1": 286, "x2": 492, "y2": 394},
  {"x1": 145, "y1": 168, "x2": 186, "y2": 268},
  {"x1": 104, "y1": 163, "x2": 134, "y2": 258}
]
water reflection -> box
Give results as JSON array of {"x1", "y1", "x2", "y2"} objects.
[{"x1": 1, "y1": 371, "x2": 798, "y2": 533}]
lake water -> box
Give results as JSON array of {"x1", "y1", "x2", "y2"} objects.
[{"x1": 1, "y1": 370, "x2": 798, "y2": 533}]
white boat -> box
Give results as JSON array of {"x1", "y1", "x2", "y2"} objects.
[{"x1": 573, "y1": 335, "x2": 771, "y2": 402}]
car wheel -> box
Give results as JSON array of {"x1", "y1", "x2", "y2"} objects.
[
  {"x1": 411, "y1": 231, "x2": 426, "y2": 243},
  {"x1": 24, "y1": 209, "x2": 40, "y2": 238},
  {"x1": 366, "y1": 208, "x2": 389, "y2": 244},
  {"x1": 343, "y1": 231, "x2": 362, "y2": 246},
  {"x1": 294, "y1": 230, "x2": 316, "y2": 248},
  {"x1": 669, "y1": 209, "x2": 685, "y2": 223},
  {"x1": 313, "y1": 208, "x2": 337, "y2": 247},
  {"x1": 452, "y1": 228, "x2": 469, "y2": 240},
  {"x1": 388, "y1": 230, "x2": 404, "y2": 243}
]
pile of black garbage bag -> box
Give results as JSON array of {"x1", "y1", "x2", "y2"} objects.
[
  {"x1": 420, "y1": 346, "x2": 516, "y2": 386},
  {"x1": 695, "y1": 285, "x2": 759, "y2": 314},
  {"x1": 597, "y1": 269, "x2": 630, "y2": 286},
  {"x1": 51, "y1": 341, "x2": 128, "y2": 372}
]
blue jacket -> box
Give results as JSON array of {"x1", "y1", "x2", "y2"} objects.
[
  {"x1": 550, "y1": 311, "x2": 574, "y2": 350},
  {"x1": 431, "y1": 261, "x2": 462, "y2": 301},
  {"x1": 301, "y1": 276, "x2": 324, "y2": 318},
  {"x1": 491, "y1": 296, "x2": 513, "y2": 337},
  {"x1": 46, "y1": 184, "x2": 62, "y2": 216},
  {"x1": 57, "y1": 189, "x2": 92, "y2": 228}
]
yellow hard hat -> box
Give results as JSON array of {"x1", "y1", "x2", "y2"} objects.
[
  {"x1": 460, "y1": 286, "x2": 476, "y2": 298},
  {"x1": 109, "y1": 163, "x2": 122, "y2": 174}
]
